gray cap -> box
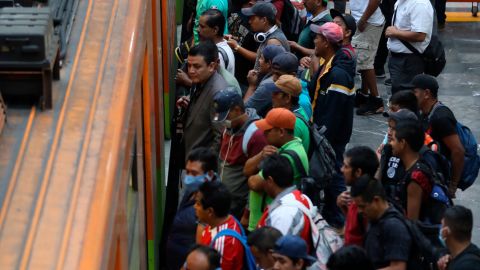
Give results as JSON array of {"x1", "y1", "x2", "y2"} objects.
[
  {"x1": 241, "y1": 2, "x2": 277, "y2": 22},
  {"x1": 383, "y1": 109, "x2": 418, "y2": 122}
]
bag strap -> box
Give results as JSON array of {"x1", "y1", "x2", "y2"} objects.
[
  {"x1": 282, "y1": 149, "x2": 308, "y2": 178},
  {"x1": 211, "y1": 228, "x2": 257, "y2": 270},
  {"x1": 218, "y1": 46, "x2": 230, "y2": 68},
  {"x1": 392, "y1": 6, "x2": 422, "y2": 56},
  {"x1": 242, "y1": 121, "x2": 258, "y2": 156}
]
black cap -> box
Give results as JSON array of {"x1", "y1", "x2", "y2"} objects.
[
  {"x1": 330, "y1": 9, "x2": 357, "y2": 37},
  {"x1": 383, "y1": 109, "x2": 418, "y2": 122},
  {"x1": 271, "y1": 52, "x2": 299, "y2": 74},
  {"x1": 408, "y1": 74, "x2": 439, "y2": 95},
  {"x1": 213, "y1": 88, "x2": 244, "y2": 121},
  {"x1": 241, "y1": 2, "x2": 277, "y2": 22}
]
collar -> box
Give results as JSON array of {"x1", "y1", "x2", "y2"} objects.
[
  {"x1": 269, "y1": 186, "x2": 297, "y2": 209},
  {"x1": 279, "y1": 138, "x2": 302, "y2": 151},
  {"x1": 309, "y1": 9, "x2": 330, "y2": 23}
]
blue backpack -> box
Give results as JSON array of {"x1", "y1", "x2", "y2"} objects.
[
  {"x1": 429, "y1": 103, "x2": 480, "y2": 190},
  {"x1": 210, "y1": 224, "x2": 256, "y2": 270}
]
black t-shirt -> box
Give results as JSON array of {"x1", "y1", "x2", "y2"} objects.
[
  {"x1": 448, "y1": 244, "x2": 480, "y2": 270},
  {"x1": 380, "y1": 144, "x2": 406, "y2": 201},
  {"x1": 365, "y1": 207, "x2": 412, "y2": 269},
  {"x1": 423, "y1": 104, "x2": 458, "y2": 158}
]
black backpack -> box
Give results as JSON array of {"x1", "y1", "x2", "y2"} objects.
[
  {"x1": 277, "y1": 0, "x2": 304, "y2": 41},
  {"x1": 380, "y1": 211, "x2": 442, "y2": 270},
  {"x1": 392, "y1": 7, "x2": 446, "y2": 77}
]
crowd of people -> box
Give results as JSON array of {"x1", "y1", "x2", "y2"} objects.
[{"x1": 166, "y1": 0, "x2": 480, "y2": 269}]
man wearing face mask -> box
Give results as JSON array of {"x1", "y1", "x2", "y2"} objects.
[
  {"x1": 437, "y1": 205, "x2": 480, "y2": 270},
  {"x1": 165, "y1": 147, "x2": 219, "y2": 270},
  {"x1": 214, "y1": 88, "x2": 268, "y2": 219}
]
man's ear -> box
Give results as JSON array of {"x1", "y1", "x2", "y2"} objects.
[
  {"x1": 294, "y1": 258, "x2": 304, "y2": 270},
  {"x1": 345, "y1": 29, "x2": 352, "y2": 39},
  {"x1": 354, "y1": 168, "x2": 363, "y2": 179}
]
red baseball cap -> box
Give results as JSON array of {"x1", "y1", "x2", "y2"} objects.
[{"x1": 255, "y1": 108, "x2": 296, "y2": 131}]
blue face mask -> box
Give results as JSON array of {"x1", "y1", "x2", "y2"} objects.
[
  {"x1": 438, "y1": 227, "x2": 446, "y2": 247},
  {"x1": 183, "y1": 173, "x2": 214, "y2": 190}
]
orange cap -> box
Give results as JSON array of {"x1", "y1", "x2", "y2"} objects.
[{"x1": 255, "y1": 108, "x2": 296, "y2": 131}]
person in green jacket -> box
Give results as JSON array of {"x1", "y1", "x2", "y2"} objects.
[{"x1": 193, "y1": 0, "x2": 229, "y2": 44}]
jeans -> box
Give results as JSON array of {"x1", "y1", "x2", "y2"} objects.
[
  {"x1": 321, "y1": 143, "x2": 347, "y2": 229},
  {"x1": 388, "y1": 52, "x2": 424, "y2": 95}
]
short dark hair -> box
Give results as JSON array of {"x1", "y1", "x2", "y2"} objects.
[
  {"x1": 261, "y1": 153, "x2": 294, "y2": 188},
  {"x1": 344, "y1": 146, "x2": 379, "y2": 177},
  {"x1": 187, "y1": 245, "x2": 221, "y2": 270},
  {"x1": 393, "y1": 120, "x2": 424, "y2": 152},
  {"x1": 390, "y1": 90, "x2": 419, "y2": 114},
  {"x1": 443, "y1": 205, "x2": 473, "y2": 242},
  {"x1": 187, "y1": 147, "x2": 218, "y2": 173},
  {"x1": 351, "y1": 175, "x2": 386, "y2": 203},
  {"x1": 198, "y1": 181, "x2": 231, "y2": 217},
  {"x1": 201, "y1": 9, "x2": 226, "y2": 37},
  {"x1": 326, "y1": 245, "x2": 374, "y2": 270},
  {"x1": 247, "y1": 226, "x2": 283, "y2": 253},
  {"x1": 188, "y1": 40, "x2": 219, "y2": 65}
]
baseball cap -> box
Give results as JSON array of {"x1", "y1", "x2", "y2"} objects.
[
  {"x1": 408, "y1": 74, "x2": 439, "y2": 93},
  {"x1": 383, "y1": 109, "x2": 418, "y2": 122},
  {"x1": 265, "y1": 74, "x2": 302, "y2": 97},
  {"x1": 262, "y1": 45, "x2": 286, "y2": 62},
  {"x1": 310, "y1": 22, "x2": 344, "y2": 44},
  {"x1": 213, "y1": 88, "x2": 244, "y2": 121},
  {"x1": 272, "y1": 52, "x2": 299, "y2": 74},
  {"x1": 273, "y1": 235, "x2": 317, "y2": 266},
  {"x1": 330, "y1": 9, "x2": 357, "y2": 37},
  {"x1": 241, "y1": 2, "x2": 277, "y2": 21},
  {"x1": 255, "y1": 108, "x2": 296, "y2": 131}
]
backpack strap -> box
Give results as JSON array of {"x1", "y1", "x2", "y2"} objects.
[
  {"x1": 211, "y1": 228, "x2": 257, "y2": 270},
  {"x1": 282, "y1": 149, "x2": 308, "y2": 178},
  {"x1": 218, "y1": 46, "x2": 230, "y2": 68},
  {"x1": 242, "y1": 121, "x2": 258, "y2": 156}
]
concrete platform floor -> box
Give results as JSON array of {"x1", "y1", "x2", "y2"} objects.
[{"x1": 350, "y1": 22, "x2": 480, "y2": 244}]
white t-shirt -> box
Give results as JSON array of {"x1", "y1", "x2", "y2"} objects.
[
  {"x1": 217, "y1": 40, "x2": 235, "y2": 75},
  {"x1": 350, "y1": 0, "x2": 385, "y2": 26},
  {"x1": 387, "y1": 0, "x2": 434, "y2": 53}
]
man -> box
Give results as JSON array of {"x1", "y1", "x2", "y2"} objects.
[
  {"x1": 242, "y1": 1, "x2": 290, "y2": 70},
  {"x1": 271, "y1": 235, "x2": 317, "y2": 270},
  {"x1": 196, "y1": 181, "x2": 245, "y2": 270},
  {"x1": 166, "y1": 147, "x2": 219, "y2": 270},
  {"x1": 352, "y1": 175, "x2": 412, "y2": 270},
  {"x1": 245, "y1": 108, "x2": 309, "y2": 231},
  {"x1": 309, "y1": 22, "x2": 355, "y2": 229},
  {"x1": 244, "y1": 45, "x2": 286, "y2": 117},
  {"x1": 257, "y1": 154, "x2": 314, "y2": 244},
  {"x1": 336, "y1": 146, "x2": 379, "y2": 246},
  {"x1": 177, "y1": 41, "x2": 228, "y2": 157},
  {"x1": 193, "y1": 0, "x2": 228, "y2": 44},
  {"x1": 268, "y1": 74, "x2": 310, "y2": 152},
  {"x1": 350, "y1": 0, "x2": 385, "y2": 115},
  {"x1": 330, "y1": 9, "x2": 357, "y2": 59},
  {"x1": 247, "y1": 226, "x2": 283, "y2": 270},
  {"x1": 412, "y1": 74, "x2": 465, "y2": 198},
  {"x1": 182, "y1": 245, "x2": 221, "y2": 270},
  {"x1": 289, "y1": 0, "x2": 331, "y2": 57},
  {"x1": 437, "y1": 205, "x2": 480, "y2": 270},
  {"x1": 385, "y1": 0, "x2": 433, "y2": 94},
  {"x1": 214, "y1": 89, "x2": 268, "y2": 218},
  {"x1": 198, "y1": 9, "x2": 236, "y2": 74}
]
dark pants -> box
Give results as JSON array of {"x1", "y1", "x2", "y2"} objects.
[
  {"x1": 388, "y1": 52, "x2": 424, "y2": 95},
  {"x1": 374, "y1": 22, "x2": 390, "y2": 72},
  {"x1": 321, "y1": 143, "x2": 347, "y2": 229},
  {"x1": 435, "y1": 0, "x2": 446, "y2": 25},
  {"x1": 334, "y1": 0, "x2": 347, "y2": 13}
]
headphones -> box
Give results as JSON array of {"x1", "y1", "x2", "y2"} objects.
[{"x1": 254, "y1": 25, "x2": 278, "y2": 43}]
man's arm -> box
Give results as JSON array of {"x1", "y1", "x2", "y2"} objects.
[
  {"x1": 358, "y1": 0, "x2": 382, "y2": 32},
  {"x1": 289, "y1": 41, "x2": 315, "y2": 57},
  {"x1": 248, "y1": 174, "x2": 265, "y2": 192},
  {"x1": 226, "y1": 38, "x2": 257, "y2": 62},
  {"x1": 442, "y1": 134, "x2": 465, "y2": 197},
  {"x1": 379, "y1": 261, "x2": 407, "y2": 270},
  {"x1": 406, "y1": 181, "x2": 423, "y2": 221}
]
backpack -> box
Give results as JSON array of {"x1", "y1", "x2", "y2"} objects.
[
  {"x1": 380, "y1": 211, "x2": 441, "y2": 270},
  {"x1": 294, "y1": 113, "x2": 337, "y2": 190},
  {"x1": 392, "y1": 7, "x2": 446, "y2": 77},
  {"x1": 218, "y1": 46, "x2": 230, "y2": 69},
  {"x1": 276, "y1": 0, "x2": 304, "y2": 41},
  {"x1": 429, "y1": 103, "x2": 480, "y2": 190},
  {"x1": 210, "y1": 222, "x2": 257, "y2": 270},
  {"x1": 420, "y1": 146, "x2": 452, "y2": 187},
  {"x1": 282, "y1": 200, "x2": 343, "y2": 270}
]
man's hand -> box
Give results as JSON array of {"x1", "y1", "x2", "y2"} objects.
[
  {"x1": 448, "y1": 185, "x2": 457, "y2": 199},
  {"x1": 385, "y1": 26, "x2": 399, "y2": 38},
  {"x1": 336, "y1": 191, "x2": 352, "y2": 212},
  {"x1": 261, "y1": 145, "x2": 278, "y2": 158},
  {"x1": 176, "y1": 96, "x2": 190, "y2": 109},
  {"x1": 288, "y1": 40, "x2": 300, "y2": 51},
  {"x1": 437, "y1": 254, "x2": 451, "y2": 270},
  {"x1": 247, "y1": 69, "x2": 259, "y2": 86},
  {"x1": 357, "y1": 18, "x2": 367, "y2": 32},
  {"x1": 300, "y1": 56, "x2": 312, "y2": 68},
  {"x1": 176, "y1": 69, "x2": 192, "y2": 87},
  {"x1": 226, "y1": 37, "x2": 239, "y2": 50}
]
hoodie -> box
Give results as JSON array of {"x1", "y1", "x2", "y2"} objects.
[{"x1": 309, "y1": 49, "x2": 356, "y2": 147}]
